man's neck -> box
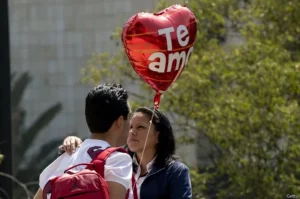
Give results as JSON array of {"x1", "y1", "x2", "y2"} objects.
[{"x1": 90, "y1": 132, "x2": 118, "y2": 147}]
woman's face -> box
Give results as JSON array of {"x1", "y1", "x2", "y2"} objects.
[{"x1": 127, "y1": 112, "x2": 159, "y2": 153}]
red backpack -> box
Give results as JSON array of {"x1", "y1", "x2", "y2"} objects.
[{"x1": 42, "y1": 147, "x2": 138, "y2": 199}]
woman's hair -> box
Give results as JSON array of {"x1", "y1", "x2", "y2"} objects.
[{"x1": 129, "y1": 106, "x2": 178, "y2": 168}]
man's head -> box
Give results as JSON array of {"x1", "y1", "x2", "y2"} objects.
[{"x1": 85, "y1": 83, "x2": 131, "y2": 145}]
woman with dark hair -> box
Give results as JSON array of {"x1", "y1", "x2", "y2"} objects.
[
  {"x1": 126, "y1": 107, "x2": 192, "y2": 199},
  {"x1": 62, "y1": 107, "x2": 192, "y2": 199}
]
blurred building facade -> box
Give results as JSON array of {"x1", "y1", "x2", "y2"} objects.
[{"x1": 8, "y1": 0, "x2": 199, "y2": 166}]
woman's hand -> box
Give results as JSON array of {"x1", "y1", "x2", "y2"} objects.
[{"x1": 59, "y1": 136, "x2": 82, "y2": 155}]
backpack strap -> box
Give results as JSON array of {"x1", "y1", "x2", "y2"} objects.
[
  {"x1": 130, "y1": 174, "x2": 139, "y2": 199},
  {"x1": 90, "y1": 147, "x2": 128, "y2": 177},
  {"x1": 88, "y1": 147, "x2": 138, "y2": 199}
]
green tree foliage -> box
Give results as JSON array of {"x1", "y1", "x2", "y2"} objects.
[
  {"x1": 81, "y1": 0, "x2": 300, "y2": 198},
  {"x1": 11, "y1": 72, "x2": 64, "y2": 198}
]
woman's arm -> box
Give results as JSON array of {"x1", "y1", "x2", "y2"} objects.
[{"x1": 169, "y1": 163, "x2": 192, "y2": 199}]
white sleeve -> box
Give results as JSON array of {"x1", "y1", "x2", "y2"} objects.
[
  {"x1": 39, "y1": 154, "x2": 67, "y2": 189},
  {"x1": 104, "y1": 152, "x2": 133, "y2": 189}
]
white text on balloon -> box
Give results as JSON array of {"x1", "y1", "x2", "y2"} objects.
[{"x1": 148, "y1": 25, "x2": 193, "y2": 73}]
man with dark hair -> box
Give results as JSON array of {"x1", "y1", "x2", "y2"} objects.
[{"x1": 33, "y1": 83, "x2": 132, "y2": 199}]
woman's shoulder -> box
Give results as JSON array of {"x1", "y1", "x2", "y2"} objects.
[
  {"x1": 166, "y1": 159, "x2": 189, "y2": 172},
  {"x1": 163, "y1": 159, "x2": 191, "y2": 183}
]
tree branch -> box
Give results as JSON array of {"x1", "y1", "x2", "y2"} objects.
[
  {"x1": 0, "y1": 187, "x2": 10, "y2": 199},
  {"x1": 0, "y1": 172, "x2": 32, "y2": 199}
]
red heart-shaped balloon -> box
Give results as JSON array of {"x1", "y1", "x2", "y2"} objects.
[{"x1": 122, "y1": 4, "x2": 197, "y2": 94}]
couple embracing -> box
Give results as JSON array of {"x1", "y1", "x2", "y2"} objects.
[{"x1": 34, "y1": 83, "x2": 192, "y2": 199}]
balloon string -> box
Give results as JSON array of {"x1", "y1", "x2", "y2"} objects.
[
  {"x1": 154, "y1": 91, "x2": 162, "y2": 109},
  {"x1": 132, "y1": 108, "x2": 155, "y2": 192}
]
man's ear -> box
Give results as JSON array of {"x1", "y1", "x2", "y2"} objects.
[{"x1": 116, "y1": 116, "x2": 124, "y2": 128}]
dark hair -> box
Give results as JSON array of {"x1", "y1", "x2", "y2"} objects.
[
  {"x1": 131, "y1": 107, "x2": 178, "y2": 167},
  {"x1": 85, "y1": 83, "x2": 129, "y2": 133}
]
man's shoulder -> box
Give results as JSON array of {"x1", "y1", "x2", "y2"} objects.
[
  {"x1": 102, "y1": 148, "x2": 133, "y2": 190},
  {"x1": 81, "y1": 138, "x2": 110, "y2": 149},
  {"x1": 39, "y1": 153, "x2": 72, "y2": 189},
  {"x1": 46, "y1": 153, "x2": 72, "y2": 169},
  {"x1": 106, "y1": 149, "x2": 132, "y2": 163}
]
